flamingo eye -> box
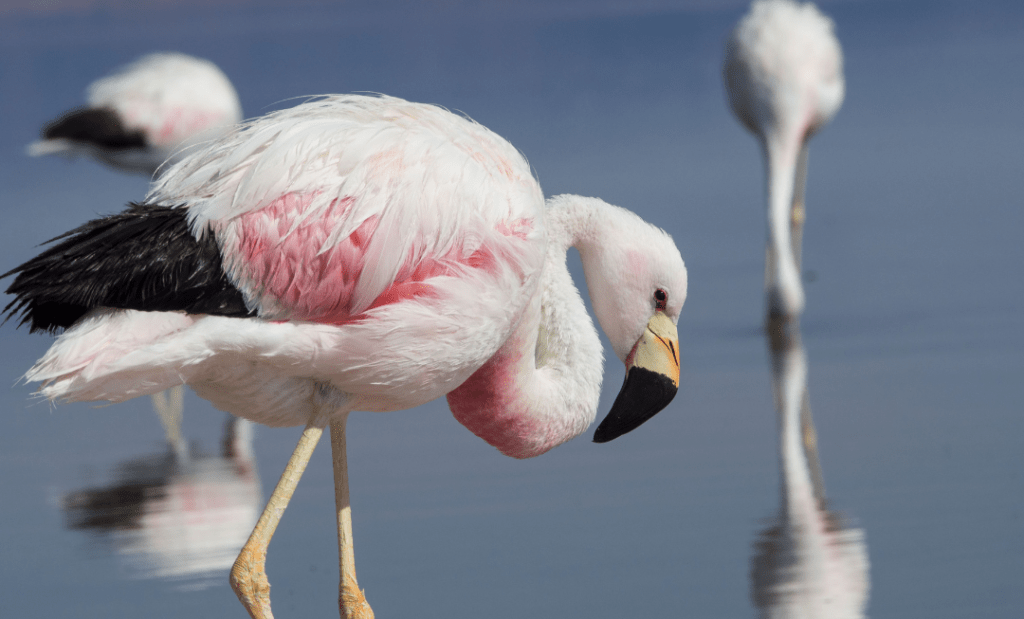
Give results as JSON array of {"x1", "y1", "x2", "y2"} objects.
[{"x1": 654, "y1": 288, "x2": 668, "y2": 311}]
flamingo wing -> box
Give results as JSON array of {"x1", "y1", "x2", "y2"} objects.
[
  {"x1": 2, "y1": 203, "x2": 252, "y2": 333},
  {"x1": 8, "y1": 95, "x2": 544, "y2": 334},
  {"x1": 148, "y1": 95, "x2": 545, "y2": 325}
]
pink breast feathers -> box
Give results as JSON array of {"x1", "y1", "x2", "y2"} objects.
[{"x1": 234, "y1": 193, "x2": 530, "y2": 325}]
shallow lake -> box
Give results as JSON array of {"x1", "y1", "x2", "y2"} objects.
[{"x1": 0, "y1": 1, "x2": 1020, "y2": 617}]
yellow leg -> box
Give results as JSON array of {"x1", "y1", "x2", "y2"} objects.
[
  {"x1": 330, "y1": 414, "x2": 374, "y2": 619},
  {"x1": 230, "y1": 421, "x2": 325, "y2": 619}
]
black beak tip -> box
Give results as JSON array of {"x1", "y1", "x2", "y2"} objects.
[
  {"x1": 592, "y1": 422, "x2": 623, "y2": 444},
  {"x1": 592, "y1": 367, "x2": 678, "y2": 444}
]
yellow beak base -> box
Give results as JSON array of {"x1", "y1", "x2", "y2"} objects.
[{"x1": 593, "y1": 313, "x2": 680, "y2": 443}]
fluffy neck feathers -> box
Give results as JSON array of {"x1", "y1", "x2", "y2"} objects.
[{"x1": 446, "y1": 195, "x2": 605, "y2": 458}]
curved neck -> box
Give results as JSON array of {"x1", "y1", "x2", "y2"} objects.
[{"x1": 446, "y1": 196, "x2": 605, "y2": 459}]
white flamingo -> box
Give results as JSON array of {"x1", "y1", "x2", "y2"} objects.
[
  {"x1": 26, "y1": 51, "x2": 243, "y2": 453},
  {"x1": 4, "y1": 94, "x2": 688, "y2": 619},
  {"x1": 724, "y1": 0, "x2": 844, "y2": 317},
  {"x1": 27, "y1": 52, "x2": 243, "y2": 176}
]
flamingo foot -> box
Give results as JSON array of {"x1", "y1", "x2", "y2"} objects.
[
  {"x1": 339, "y1": 581, "x2": 374, "y2": 619},
  {"x1": 330, "y1": 411, "x2": 375, "y2": 619},
  {"x1": 230, "y1": 543, "x2": 275, "y2": 619},
  {"x1": 228, "y1": 419, "x2": 327, "y2": 619}
]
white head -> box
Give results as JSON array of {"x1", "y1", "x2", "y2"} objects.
[
  {"x1": 561, "y1": 196, "x2": 687, "y2": 363},
  {"x1": 546, "y1": 195, "x2": 688, "y2": 442}
]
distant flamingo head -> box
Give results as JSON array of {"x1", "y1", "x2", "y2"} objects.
[{"x1": 554, "y1": 196, "x2": 688, "y2": 442}]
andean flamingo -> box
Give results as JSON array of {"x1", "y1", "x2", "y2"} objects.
[
  {"x1": 26, "y1": 51, "x2": 244, "y2": 449},
  {"x1": 724, "y1": 0, "x2": 844, "y2": 318},
  {"x1": 4, "y1": 94, "x2": 687, "y2": 619}
]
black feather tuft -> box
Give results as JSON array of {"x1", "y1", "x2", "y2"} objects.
[
  {"x1": 2, "y1": 203, "x2": 254, "y2": 333},
  {"x1": 42, "y1": 107, "x2": 147, "y2": 150}
]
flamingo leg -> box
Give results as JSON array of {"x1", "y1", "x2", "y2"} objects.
[
  {"x1": 151, "y1": 385, "x2": 186, "y2": 461},
  {"x1": 330, "y1": 413, "x2": 374, "y2": 619},
  {"x1": 230, "y1": 420, "x2": 326, "y2": 619}
]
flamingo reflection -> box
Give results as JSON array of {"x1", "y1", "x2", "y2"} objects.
[
  {"x1": 751, "y1": 317, "x2": 870, "y2": 618},
  {"x1": 63, "y1": 417, "x2": 261, "y2": 586}
]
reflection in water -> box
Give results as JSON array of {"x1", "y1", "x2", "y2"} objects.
[
  {"x1": 63, "y1": 417, "x2": 261, "y2": 587},
  {"x1": 751, "y1": 317, "x2": 870, "y2": 618}
]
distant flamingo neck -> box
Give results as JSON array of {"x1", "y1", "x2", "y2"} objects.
[
  {"x1": 447, "y1": 196, "x2": 604, "y2": 459},
  {"x1": 763, "y1": 133, "x2": 806, "y2": 316}
]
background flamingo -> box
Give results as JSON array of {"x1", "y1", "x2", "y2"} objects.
[
  {"x1": 27, "y1": 52, "x2": 243, "y2": 177},
  {"x1": 26, "y1": 51, "x2": 244, "y2": 452},
  {"x1": 723, "y1": 0, "x2": 844, "y2": 318},
  {"x1": 4, "y1": 94, "x2": 687, "y2": 619}
]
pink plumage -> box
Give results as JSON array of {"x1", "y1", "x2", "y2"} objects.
[{"x1": 5, "y1": 94, "x2": 688, "y2": 618}]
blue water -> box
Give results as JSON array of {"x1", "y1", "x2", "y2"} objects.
[{"x1": 0, "y1": 1, "x2": 1021, "y2": 618}]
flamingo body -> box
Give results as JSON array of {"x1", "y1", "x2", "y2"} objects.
[
  {"x1": 724, "y1": 0, "x2": 844, "y2": 316},
  {"x1": 725, "y1": 0, "x2": 843, "y2": 143},
  {"x1": 7, "y1": 94, "x2": 686, "y2": 456},
  {"x1": 28, "y1": 52, "x2": 242, "y2": 175}
]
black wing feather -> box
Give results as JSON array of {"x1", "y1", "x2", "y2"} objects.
[
  {"x1": 2, "y1": 203, "x2": 254, "y2": 333},
  {"x1": 42, "y1": 107, "x2": 148, "y2": 150}
]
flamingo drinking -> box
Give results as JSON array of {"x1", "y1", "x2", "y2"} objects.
[
  {"x1": 4, "y1": 94, "x2": 688, "y2": 619},
  {"x1": 724, "y1": 0, "x2": 844, "y2": 318}
]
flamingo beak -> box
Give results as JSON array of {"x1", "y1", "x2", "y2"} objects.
[{"x1": 593, "y1": 312, "x2": 679, "y2": 443}]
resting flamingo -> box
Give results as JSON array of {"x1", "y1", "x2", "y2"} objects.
[
  {"x1": 724, "y1": 0, "x2": 844, "y2": 317},
  {"x1": 4, "y1": 94, "x2": 688, "y2": 619},
  {"x1": 27, "y1": 52, "x2": 243, "y2": 176},
  {"x1": 26, "y1": 51, "x2": 243, "y2": 453}
]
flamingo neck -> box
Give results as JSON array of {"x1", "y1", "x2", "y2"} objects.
[
  {"x1": 764, "y1": 132, "x2": 806, "y2": 317},
  {"x1": 447, "y1": 196, "x2": 604, "y2": 459}
]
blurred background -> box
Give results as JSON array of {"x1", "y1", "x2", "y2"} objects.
[{"x1": 0, "y1": 1, "x2": 1021, "y2": 617}]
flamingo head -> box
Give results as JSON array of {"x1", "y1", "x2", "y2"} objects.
[{"x1": 569, "y1": 199, "x2": 688, "y2": 443}]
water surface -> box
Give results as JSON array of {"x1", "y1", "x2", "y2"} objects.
[{"x1": 0, "y1": 1, "x2": 1021, "y2": 617}]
